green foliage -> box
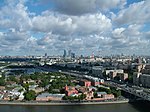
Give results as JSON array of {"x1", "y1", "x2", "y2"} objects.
[
  {"x1": 98, "y1": 86, "x2": 121, "y2": 98},
  {"x1": 20, "y1": 75, "x2": 30, "y2": 81},
  {"x1": 98, "y1": 87, "x2": 111, "y2": 94},
  {"x1": 22, "y1": 83, "x2": 29, "y2": 91},
  {"x1": 79, "y1": 93, "x2": 86, "y2": 100},
  {"x1": 8, "y1": 75, "x2": 18, "y2": 83},
  {"x1": 0, "y1": 78, "x2": 5, "y2": 86},
  {"x1": 24, "y1": 90, "x2": 36, "y2": 101},
  {"x1": 39, "y1": 79, "x2": 49, "y2": 87},
  {"x1": 47, "y1": 73, "x2": 76, "y2": 93},
  {"x1": 30, "y1": 74, "x2": 38, "y2": 80},
  {"x1": 18, "y1": 88, "x2": 24, "y2": 92},
  {"x1": 94, "y1": 92, "x2": 98, "y2": 98},
  {"x1": 29, "y1": 82, "x2": 35, "y2": 85},
  {"x1": 110, "y1": 87, "x2": 121, "y2": 97}
]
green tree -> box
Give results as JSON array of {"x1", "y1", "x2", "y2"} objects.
[
  {"x1": 8, "y1": 75, "x2": 18, "y2": 83},
  {"x1": 20, "y1": 75, "x2": 30, "y2": 81},
  {"x1": 110, "y1": 87, "x2": 121, "y2": 97},
  {"x1": 39, "y1": 79, "x2": 49, "y2": 87},
  {"x1": 94, "y1": 92, "x2": 97, "y2": 98},
  {"x1": 48, "y1": 86, "x2": 53, "y2": 93},
  {"x1": 79, "y1": 94, "x2": 86, "y2": 100},
  {"x1": 24, "y1": 90, "x2": 36, "y2": 101},
  {"x1": 0, "y1": 78, "x2": 5, "y2": 86},
  {"x1": 98, "y1": 87, "x2": 111, "y2": 94},
  {"x1": 18, "y1": 88, "x2": 24, "y2": 92},
  {"x1": 30, "y1": 74, "x2": 38, "y2": 80},
  {"x1": 22, "y1": 83, "x2": 29, "y2": 91}
]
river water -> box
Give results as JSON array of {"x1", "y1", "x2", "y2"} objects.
[{"x1": 0, "y1": 102, "x2": 149, "y2": 112}]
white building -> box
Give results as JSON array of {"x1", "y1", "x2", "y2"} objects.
[
  {"x1": 105, "y1": 69, "x2": 124, "y2": 76},
  {"x1": 18, "y1": 92, "x2": 24, "y2": 101}
]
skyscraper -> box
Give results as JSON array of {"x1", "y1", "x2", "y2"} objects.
[
  {"x1": 63, "y1": 50, "x2": 67, "y2": 58},
  {"x1": 68, "y1": 50, "x2": 72, "y2": 57},
  {"x1": 44, "y1": 53, "x2": 47, "y2": 58},
  {"x1": 71, "y1": 52, "x2": 75, "y2": 58}
]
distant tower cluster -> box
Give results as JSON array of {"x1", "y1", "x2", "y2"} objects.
[{"x1": 63, "y1": 49, "x2": 75, "y2": 58}]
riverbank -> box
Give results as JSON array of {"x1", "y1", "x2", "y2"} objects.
[{"x1": 0, "y1": 99, "x2": 129, "y2": 106}]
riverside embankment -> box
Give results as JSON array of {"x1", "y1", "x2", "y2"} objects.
[{"x1": 0, "y1": 99, "x2": 129, "y2": 106}]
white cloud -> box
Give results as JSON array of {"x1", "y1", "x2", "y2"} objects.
[
  {"x1": 74, "y1": 13, "x2": 112, "y2": 35},
  {"x1": 113, "y1": 0, "x2": 150, "y2": 25},
  {"x1": 96, "y1": 0, "x2": 126, "y2": 11},
  {"x1": 110, "y1": 24, "x2": 148, "y2": 52},
  {"x1": 32, "y1": 12, "x2": 76, "y2": 35},
  {"x1": 0, "y1": 0, "x2": 32, "y2": 31},
  {"x1": 32, "y1": 11, "x2": 112, "y2": 36},
  {"x1": 112, "y1": 27, "x2": 125, "y2": 38}
]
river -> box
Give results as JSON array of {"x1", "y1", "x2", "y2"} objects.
[{"x1": 0, "y1": 102, "x2": 149, "y2": 112}]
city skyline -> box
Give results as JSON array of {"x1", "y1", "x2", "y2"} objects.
[{"x1": 0, "y1": 0, "x2": 150, "y2": 56}]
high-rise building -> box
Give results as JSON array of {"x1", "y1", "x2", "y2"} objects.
[
  {"x1": 80, "y1": 55, "x2": 83, "y2": 58},
  {"x1": 63, "y1": 50, "x2": 67, "y2": 58},
  {"x1": 68, "y1": 50, "x2": 72, "y2": 57},
  {"x1": 71, "y1": 53, "x2": 75, "y2": 58},
  {"x1": 44, "y1": 53, "x2": 47, "y2": 58}
]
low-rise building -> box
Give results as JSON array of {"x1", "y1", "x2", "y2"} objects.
[
  {"x1": 86, "y1": 91, "x2": 94, "y2": 100},
  {"x1": 109, "y1": 71, "x2": 128, "y2": 81},
  {"x1": 0, "y1": 86, "x2": 5, "y2": 90},
  {"x1": 84, "y1": 75, "x2": 104, "y2": 86},
  {"x1": 109, "y1": 71, "x2": 117, "y2": 79},
  {"x1": 106, "y1": 69, "x2": 124, "y2": 76},
  {"x1": 91, "y1": 79, "x2": 100, "y2": 86},
  {"x1": 96, "y1": 92, "x2": 114, "y2": 99},
  {"x1": 96, "y1": 92, "x2": 107, "y2": 97},
  {"x1": 64, "y1": 85, "x2": 78, "y2": 96},
  {"x1": 102, "y1": 94, "x2": 114, "y2": 99},
  {"x1": 79, "y1": 80, "x2": 91, "y2": 87},
  {"x1": 77, "y1": 87, "x2": 94, "y2": 100},
  {"x1": 34, "y1": 87, "x2": 45, "y2": 94},
  {"x1": 18, "y1": 92, "x2": 24, "y2": 101},
  {"x1": 36, "y1": 93, "x2": 65, "y2": 101},
  {"x1": 118, "y1": 73, "x2": 128, "y2": 81}
]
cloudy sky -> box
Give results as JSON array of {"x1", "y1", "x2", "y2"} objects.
[{"x1": 0, "y1": 0, "x2": 150, "y2": 56}]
